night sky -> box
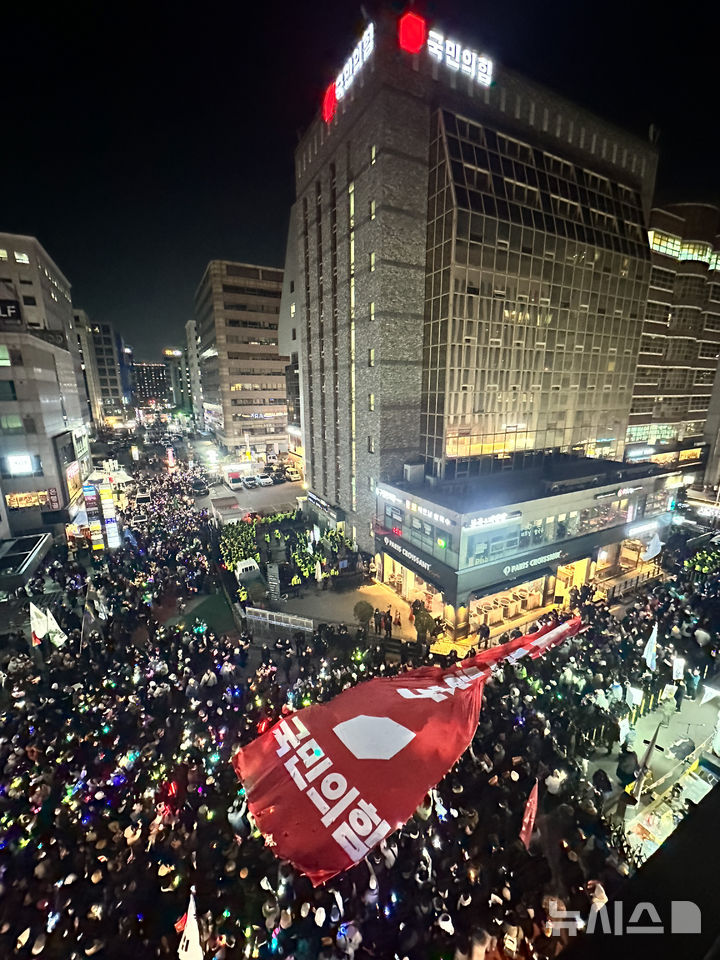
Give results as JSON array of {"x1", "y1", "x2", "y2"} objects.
[{"x1": 2, "y1": 0, "x2": 717, "y2": 359}]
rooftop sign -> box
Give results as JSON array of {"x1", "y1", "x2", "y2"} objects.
[{"x1": 322, "y1": 13, "x2": 493, "y2": 124}]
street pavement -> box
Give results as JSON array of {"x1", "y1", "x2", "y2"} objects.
[
  {"x1": 278, "y1": 580, "x2": 417, "y2": 639},
  {"x1": 196, "y1": 480, "x2": 303, "y2": 517}
]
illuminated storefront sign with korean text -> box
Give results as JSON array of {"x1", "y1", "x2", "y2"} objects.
[
  {"x1": 464, "y1": 510, "x2": 521, "y2": 530},
  {"x1": 323, "y1": 15, "x2": 494, "y2": 124},
  {"x1": 99, "y1": 483, "x2": 121, "y2": 549},
  {"x1": 398, "y1": 12, "x2": 493, "y2": 86},
  {"x1": 376, "y1": 487, "x2": 454, "y2": 527},
  {"x1": 322, "y1": 23, "x2": 375, "y2": 123},
  {"x1": 426, "y1": 28, "x2": 493, "y2": 85}
]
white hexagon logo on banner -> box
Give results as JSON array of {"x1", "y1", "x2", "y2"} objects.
[{"x1": 332, "y1": 715, "x2": 416, "y2": 760}]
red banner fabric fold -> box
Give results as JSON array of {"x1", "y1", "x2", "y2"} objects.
[
  {"x1": 519, "y1": 780, "x2": 539, "y2": 849},
  {"x1": 233, "y1": 616, "x2": 581, "y2": 885}
]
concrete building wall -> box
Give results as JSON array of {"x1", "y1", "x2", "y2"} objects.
[
  {"x1": 185, "y1": 319, "x2": 204, "y2": 425},
  {"x1": 630, "y1": 204, "x2": 720, "y2": 459}
]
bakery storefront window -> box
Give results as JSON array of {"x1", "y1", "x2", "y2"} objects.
[
  {"x1": 382, "y1": 552, "x2": 444, "y2": 618},
  {"x1": 468, "y1": 575, "x2": 547, "y2": 633}
]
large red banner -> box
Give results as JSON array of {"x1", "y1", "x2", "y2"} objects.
[{"x1": 233, "y1": 617, "x2": 581, "y2": 884}]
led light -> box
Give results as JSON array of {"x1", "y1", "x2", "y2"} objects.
[
  {"x1": 322, "y1": 82, "x2": 337, "y2": 123},
  {"x1": 398, "y1": 11, "x2": 427, "y2": 53}
]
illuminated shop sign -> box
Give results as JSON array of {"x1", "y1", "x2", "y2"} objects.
[
  {"x1": 426, "y1": 28, "x2": 493, "y2": 85},
  {"x1": 323, "y1": 15, "x2": 494, "y2": 124},
  {"x1": 698, "y1": 505, "x2": 720, "y2": 518},
  {"x1": 99, "y1": 483, "x2": 121, "y2": 549},
  {"x1": 383, "y1": 535, "x2": 432, "y2": 572},
  {"x1": 626, "y1": 446, "x2": 655, "y2": 460},
  {"x1": 679, "y1": 447, "x2": 702, "y2": 462},
  {"x1": 595, "y1": 486, "x2": 641, "y2": 500},
  {"x1": 398, "y1": 12, "x2": 493, "y2": 85},
  {"x1": 307, "y1": 490, "x2": 343, "y2": 522},
  {"x1": 502, "y1": 549, "x2": 563, "y2": 578},
  {"x1": 464, "y1": 510, "x2": 522, "y2": 529},
  {"x1": 664, "y1": 474, "x2": 685, "y2": 489},
  {"x1": 7, "y1": 454, "x2": 33, "y2": 476},
  {"x1": 377, "y1": 487, "x2": 455, "y2": 527},
  {"x1": 66, "y1": 460, "x2": 82, "y2": 501},
  {"x1": 322, "y1": 23, "x2": 375, "y2": 123},
  {"x1": 6, "y1": 490, "x2": 49, "y2": 510}
]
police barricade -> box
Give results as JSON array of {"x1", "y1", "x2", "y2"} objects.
[{"x1": 242, "y1": 606, "x2": 314, "y2": 635}]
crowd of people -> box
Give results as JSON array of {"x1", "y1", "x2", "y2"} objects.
[
  {"x1": 219, "y1": 514, "x2": 362, "y2": 597},
  {"x1": 0, "y1": 454, "x2": 718, "y2": 960}
]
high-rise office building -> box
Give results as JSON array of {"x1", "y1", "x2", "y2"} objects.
[
  {"x1": 278, "y1": 206, "x2": 304, "y2": 471},
  {"x1": 133, "y1": 361, "x2": 170, "y2": 408},
  {"x1": 185, "y1": 319, "x2": 204, "y2": 426},
  {"x1": 194, "y1": 261, "x2": 289, "y2": 458},
  {"x1": 291, "y1": 11, "x2": 657, "y2": 549},
  {"x1": 163, "y1": 347, "x2": 192, "y2": 412},
  {"x1": 285, "y1": 12, "x2": 698, "y2": 637},
  {"x1": 75, "y1": 310, "x2": 134, "y2": 427},
  {"x1": 626, "y1": 205, "x2": 720, "y2": 458},
  {"x1": 0, "y1": 235, "x2": 91, "y2": 536}
]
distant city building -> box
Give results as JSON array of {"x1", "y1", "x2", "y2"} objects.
[
  {"x1": 194, "y1": 261, "x2": 288, "y2": 458},
  {"x1": 278, "y1": 206, "x2": 303, "y2": 470},
  {"x1": 627, "y1": 204, "x2": 720, "y2": 467},
  {"x1": 185, "y1": 319, "x2": 204, "y2": 426},
  {"x1": 163, "y1": 347, "x2": 191, "y2": 411},
  {"x1": 133, "y1": 361, "x2": 170, "y2": 408},
  {"x1": 0, "y1": 234, "x2": 91, "y2": 536},
  {"x1": 74, "y1": 310, "x2": 134, "y2": 427}
]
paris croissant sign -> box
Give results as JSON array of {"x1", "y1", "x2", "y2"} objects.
[{"x1": 322, "y1": 13, "x2": 494, "y2": 124}]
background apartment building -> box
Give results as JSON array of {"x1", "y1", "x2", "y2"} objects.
[
  {"x1": 185, "y1": 319, "x2": 204, "y2": 426},
  {"x1": 194, "y1": 261, "x2": 288, "y2": 459},
  {"x1": 0, "y1": 234, "x2": 91, "y2": 535},
  {"x1": 628, "y1": 204, "x2": 720, "y2": 458},
  {"x1": 163, "y1": 347, "x2": 192, "y2": 412},
  {"x1": 75, "y1": 310, "x2": 134, "y2": 427},
  {"x1": 133, "y1": 361, "x2": 170, "y2": 409},
  {"x1": 289, "y1": 12, "x2": 657, "y2": 549}
]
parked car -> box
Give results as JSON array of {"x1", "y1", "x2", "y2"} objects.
[
  {"x1": 191, "y1": 479, "x2": 209, "y2": 497},
  {"x1": 242, "y1": 476, "x2": 259, "y2": 489},
  {"x1": 257, "y1": 475, "x2": 273, "y2": 486},
  {"x1": 272, "y1": 473, "x2": 287, "y2": 484},
  {"x1": 285, "y1": 468, "x2": 302, "y2": 482}
]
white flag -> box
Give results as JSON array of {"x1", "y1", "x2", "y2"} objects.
[
  {"x1": 46, "y1": 610, "x2": 67, "y2": 648},
  {"x1": 178, "y1": 892, "x2": 203, "y2": 960},
  {"x1": 30, "y1": 603, "x2": 48, "y2": 646},
  {"x1": 642, "y1": 624, "x2": 657, "y2": 672},
  {"x1": 641, "y1": 533, "x2": 663, "y2": 562}
]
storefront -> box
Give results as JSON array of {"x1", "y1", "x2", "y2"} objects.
[
  {"x1": 375, "y1": 482, "x2": 675, "y2": 640},
  {"x1": 381, "y1": 550, "x2": 444, "y2": 617},
  {"x1": 303, "y1": 491, "x2": 346, "y2": 537}
]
